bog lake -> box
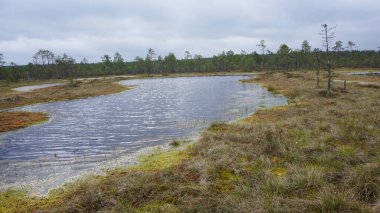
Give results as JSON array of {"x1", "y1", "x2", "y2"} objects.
[{"x1": 0, "y1": 75, "x2": 287, "y2": 195}]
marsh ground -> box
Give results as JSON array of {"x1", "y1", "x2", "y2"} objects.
[{"x1": 0, "y1": 69, "x2": 379, "y2": 212}]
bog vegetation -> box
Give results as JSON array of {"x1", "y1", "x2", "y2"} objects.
[
  {"x1": 1, "y1": 70, "x2": 379, "y2": 212},
  {"x1": 0, "y1": 40, "x2": 380, "y2": 82}
]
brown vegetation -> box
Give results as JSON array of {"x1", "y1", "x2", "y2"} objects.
[
  {"x1": 0, "y1": 79, "x2": 131, "y2": 110},
  {"x1": 0, "y1": 112, "x2": 48, "y2": 132},
  {"x1": 1, "y1": 70, "x2": 379, "y2": 212}
]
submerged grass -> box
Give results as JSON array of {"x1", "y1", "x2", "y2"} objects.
[{"x1": 1, "y1": 70, "x2": 379, "y2": 212}]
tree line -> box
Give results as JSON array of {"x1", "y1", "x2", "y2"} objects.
[{"x1": 1, "y1": 40, "x2": 380, "y2": 82}]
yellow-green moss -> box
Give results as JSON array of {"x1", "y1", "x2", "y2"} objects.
[
  {"x1": 0, "y1": 190, "x2": 36, "y2": 213},
  {"x1": 270, "y1": 167, "x2": 287, "y2": 177},
  {"x1": 137, "y1": 149, "x2": 190, "y2": 171},
  {"x1": 214, "y1": 169, "x2": 241, "y2": 192}
]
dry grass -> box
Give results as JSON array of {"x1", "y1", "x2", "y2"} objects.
[
  {"x1": 1, "y1": 70, "x2": 379, "y2": 212},
  {"x1": 0, "y1": 80, "x2": 131, "y2": 110},
  {"x1": 0, "y1": 111, "x2": 48, "y2": 132}
]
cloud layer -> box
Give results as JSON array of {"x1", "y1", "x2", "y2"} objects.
[{"x1": 1, "y1": 0, "x2": 379, "y2": 64}]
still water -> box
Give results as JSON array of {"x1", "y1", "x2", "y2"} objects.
[{"x1": 0, "y1": 75, "x2": 287, "y2": 194}]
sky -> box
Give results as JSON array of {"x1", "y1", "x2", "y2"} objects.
[{"x1": 0, "y1": 0, "x2": 379, "y2": 65}]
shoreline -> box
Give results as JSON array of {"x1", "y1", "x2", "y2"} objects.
[
  {"x1": 0, "y1": 74, "x2": 275, "y2": 196},
  {"x1": 1, "y1": 70, "x2": 379, "y2": 212},
  {"x1": 0, "y1": 142, "x2": 183, "y2": 196}
]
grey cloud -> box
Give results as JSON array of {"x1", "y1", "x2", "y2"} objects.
[{"x1": 0, "y1": 0, "x2": 379, "y2": 64}]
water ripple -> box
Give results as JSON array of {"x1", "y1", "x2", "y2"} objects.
[{"x1": 0, "y1": 75, "x2": 287, "y2": 193}]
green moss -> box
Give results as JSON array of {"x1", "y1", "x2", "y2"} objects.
[
  {"x1": 0, "y1": 190, "x2": 36, "y2": 213},
  {"x1": 270, "y1": 167, "x2": 287, "y2": 177},
  {"x1": 212, "y1": 169, "x2": 241, "y2": 192},
  {"x1": 137, "y1": 149, "x2": 190, "y2": 171}
]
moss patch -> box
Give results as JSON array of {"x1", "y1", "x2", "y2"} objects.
[{"x1": 137, "y1": 149, "x2": 190, "y2": 171}]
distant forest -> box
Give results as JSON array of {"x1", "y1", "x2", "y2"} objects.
[{"x1": 1, "y1": 40, "x2": 380, "y2": 82}]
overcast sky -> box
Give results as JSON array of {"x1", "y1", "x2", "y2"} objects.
[{"x1": 0, "y1": 0, "x2": 379, "y2": 64}]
